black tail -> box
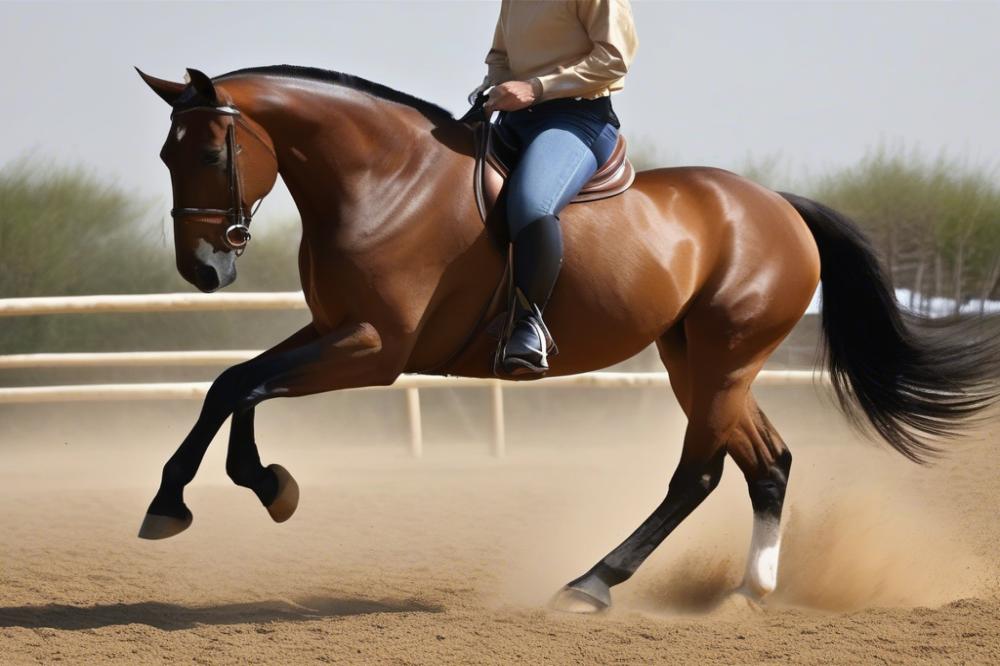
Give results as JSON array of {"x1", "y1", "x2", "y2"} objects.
[{"x1": 780, "y1": 192, "x2": 1000, "y2": 463}]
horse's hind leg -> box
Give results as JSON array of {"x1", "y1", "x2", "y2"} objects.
[
  {"x1": 553, "y1": 283, "x2": 805, "y2": 612},
  {"x1": 552, "y1": 444, "x2": 726, "y2": 613},
  {"x1": 552, "y1": 327, "x2": 762, "y2": 613},
  {"x1": 727, "y1": 399, "x2": 792, "y2": 600}
]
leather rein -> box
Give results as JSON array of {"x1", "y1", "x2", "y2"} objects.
[{"x1": 169, "y1": 104, "x2": 277, "y2": 256}]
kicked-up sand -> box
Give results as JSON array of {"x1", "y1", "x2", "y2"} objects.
[{"x1": 1, "y1": 386, "x2": 999, "y2": 664}]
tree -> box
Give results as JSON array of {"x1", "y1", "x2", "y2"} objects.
[
  {"x1": 811, "y1": 145, "x2": 1000, "y2": 315},
  {"x1": 0, "y1": 159, "x2": 303, "y2": 354}
]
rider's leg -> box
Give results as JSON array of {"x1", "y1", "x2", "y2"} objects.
[{"x1": 502, "y1": 121, "x2": 618, "y2": 375}]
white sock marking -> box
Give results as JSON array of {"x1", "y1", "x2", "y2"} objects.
[{"x1": 742, "y1": 513, "x2": 782, "y2": 597}]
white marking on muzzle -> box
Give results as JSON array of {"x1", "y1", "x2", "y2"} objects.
[{"x1": 194, "y1": 238, "x2": 218, "y2": 264}]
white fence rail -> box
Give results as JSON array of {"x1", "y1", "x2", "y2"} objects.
[
  {"x1": 0, "y1": 292, "x2": 307, "y2": 316},
  {"x1": 0, "y1": 293, "x2": 823, "y2": 457},
  {"x1": 0, "y1": 351, "x2": 262, "y2": 368}
]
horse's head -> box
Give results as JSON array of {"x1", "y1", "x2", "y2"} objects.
[{"x1": 137, "y1": 68, "x2": 279, "y2": 292}]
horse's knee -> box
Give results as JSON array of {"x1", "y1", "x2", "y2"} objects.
[
  {"x1": 204, "y1": 364, "x2": 247, "y2": 406},
  {"x1": 215, "y1": 363, "x2": 246, "y2": 389},
  {"x1": 204, "y1": 362, "x2": 270, "y2": 417}
]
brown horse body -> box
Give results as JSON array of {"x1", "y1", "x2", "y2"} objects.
[
  {"x1": 169, "y1": 70, "x2": 819, "y2": 378},
  {"x1": 136, "y1": 67, "x2": 997, "y2": 612}
]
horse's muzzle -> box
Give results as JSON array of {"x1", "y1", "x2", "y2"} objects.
[
  {"x1": 194, "y1": 264, "x2": 222, "y2": 293},
  {"x1": 186, "y1": 239, "x2": 237, "y2": 292}
]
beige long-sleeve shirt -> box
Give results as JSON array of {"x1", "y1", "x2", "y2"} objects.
[{"x1": 485, "y1": 0, "x2": 638, "y2": 102}]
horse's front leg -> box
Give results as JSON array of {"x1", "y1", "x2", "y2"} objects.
[
  {"x1": 138, "y1": 321, "x2": 396, "y2": 539},
  {"x1": 223, "y1": 325, "x2": 323, "y2": 518},
  {"x1": 225, "y1": 407, "x2": 277, "y2": 510}
]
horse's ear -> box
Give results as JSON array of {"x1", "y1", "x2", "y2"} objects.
[
  {"x1": 185, "y1": 68, "x2": 219, "y2": 105},
  {"x1": 136, "y1": 67, "x2": 186, "y2": 105}
]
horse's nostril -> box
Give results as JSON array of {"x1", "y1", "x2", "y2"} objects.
[{"x1": 195, "y1": 264, "x2": 220, "y2": 292}]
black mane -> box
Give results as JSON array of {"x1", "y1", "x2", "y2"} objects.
[{"x1": 216, "y1": 65, "x2": 455, "y2": 121}]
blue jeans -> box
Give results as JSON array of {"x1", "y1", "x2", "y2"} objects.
[{"x1": 498, "y1": 103, "x2": 619, "y2": 237}]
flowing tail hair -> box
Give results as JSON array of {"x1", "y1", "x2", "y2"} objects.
[{"x1": 779, "y1": 192, "x2": 1000, "y2": 463}]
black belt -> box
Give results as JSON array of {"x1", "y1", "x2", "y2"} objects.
[{"x1": 504, "y1": 95, "x2": 619, "y2": 129}]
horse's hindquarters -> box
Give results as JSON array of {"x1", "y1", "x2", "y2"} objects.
[{"x1": 540, "y1": 168, "x2": 818, "y2": 377}]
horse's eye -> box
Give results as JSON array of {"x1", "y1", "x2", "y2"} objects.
[{"x1": 201, "y1": 149, "x2": 223, "y2": 166}]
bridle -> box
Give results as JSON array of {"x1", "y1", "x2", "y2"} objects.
[{"x1": 169, "y1": 104, "x2": 277, "y2": 256}]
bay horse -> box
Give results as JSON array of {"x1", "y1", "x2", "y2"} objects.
[{"x1": 136, "y1": 66, "x2": 999, "y2": 613}]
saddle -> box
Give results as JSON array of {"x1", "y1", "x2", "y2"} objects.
[
  {"x1": 427, "y1": 101, "x2": 636, "y2": 378},
  {"x1": 471, "y1": 116, "x2": 636, "y2": 222}
]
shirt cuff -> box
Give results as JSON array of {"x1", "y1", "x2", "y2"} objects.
[{"x1": 529, "y1": 77, "x2": 544, "y2": 100}]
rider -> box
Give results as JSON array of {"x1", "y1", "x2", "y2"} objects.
[{"x1": 470, "y1": 0, "x2": 638, "y2": 376}]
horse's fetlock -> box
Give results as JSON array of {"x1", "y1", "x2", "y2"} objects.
[
  {"x1": 748, "y1": 479, "x2": 784, "y2": 517},
  {"x1": 747, "y1": 449, "x2": 792, "y2": 516},
  {"x1": 226, "y1": 459, "x2": 261, "y2": 488}
]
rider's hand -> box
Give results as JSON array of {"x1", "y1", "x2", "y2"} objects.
[
  {"x1": 467, "y1": 77, "x2": 492, "y2": 106},
  {"x1": 483, "y1": 80, "x2": 540, "y2": 113}
]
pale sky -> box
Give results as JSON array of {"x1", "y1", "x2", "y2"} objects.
[{"x1": 1, "y1": 1, "x2": 997, "y2": 218}]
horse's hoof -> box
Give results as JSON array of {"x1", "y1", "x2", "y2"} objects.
[
  {"x1": 265, "y1": 464, "x2": 299, "y2": 523},
  {"x1": 550, "y1": 571, "x2": 612, "y2": 614},
  {"x1": 550, "y1": 585, "x2": 610, "y2": 614},
  {"x1": 551, "y1": 570, "x2": 612, "y2": 613},
  {"x1": 138, "y1": 509, "x2": 192, "y2": 540}
]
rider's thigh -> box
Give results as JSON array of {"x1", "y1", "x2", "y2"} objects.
[
  {"x1": 506, "y1": 126, "x2": 600, "y2": 236},
  {"x1": 590, "y1": 122, "x2": 619, "y2": 166}
]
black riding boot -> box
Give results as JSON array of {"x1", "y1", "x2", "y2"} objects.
[{"x1": 502, "y1": 214, "x2": 563, "y2": 376}]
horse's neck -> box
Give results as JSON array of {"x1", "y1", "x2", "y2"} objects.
[
  {"x1": 228, "y1": 79, "x2": 500, "y2": 355},
  {"x1": 231, "y1": 80, "x2": 488, "y2": 333},
  {"x1": 238, "y1": 83, "x2": 467, "y2": 235}
]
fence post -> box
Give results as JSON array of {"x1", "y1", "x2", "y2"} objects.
[
  {"x1": 405, "y1": 387, "x2": 423, "y2": 457},
  {"x1": 491, "y1": 381, "x2": 505, "y2": 458}
]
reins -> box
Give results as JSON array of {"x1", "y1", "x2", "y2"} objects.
[{"x1": 169, "y1": 104, "x2": 277, "y2": 255}]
